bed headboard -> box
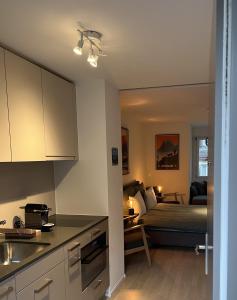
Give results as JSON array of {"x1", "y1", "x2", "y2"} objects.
[{"x1": 123, "y1": 180, "x2": 145, "y2": 213}]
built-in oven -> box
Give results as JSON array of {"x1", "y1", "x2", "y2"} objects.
[{"x1": 81, "y1": 231, "x2": 108, "y2": 291}]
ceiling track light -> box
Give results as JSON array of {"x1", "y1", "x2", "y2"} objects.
[{"x1": 73, "y1": 26, "x2": 106, "y2": 68}]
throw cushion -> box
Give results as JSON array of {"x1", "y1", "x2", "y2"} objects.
[
  {"x1": 145, "y1": 187, "x2": 157, "y2": 209},
  {"x1": 129, "y1": 191, "x2": 147, "y2": 219},
  {"x1": 190, "y1": 184, "x2": 198, "y2": 197}
]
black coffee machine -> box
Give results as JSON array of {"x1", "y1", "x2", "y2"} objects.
[{"x1": 24, "y1": 204, "x2": 50, "y2": 229}]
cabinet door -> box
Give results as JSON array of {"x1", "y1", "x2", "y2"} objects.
[
  {"x1": 64, "y1": 238, "x2": 82, "y2": 300},
  {"x1": 42, "y1": 70, "x2": 77, "y2": 159},
  {"x1": 90, "y1": 267, "x2": 109, "y2": 300},
  {"x1": 0, "y1": 278, "x2": 16, "y2": 300},
  {"x1": 0, "y1": 48, "x2": 11, "y2": 161},
  {"x1": 5, "y1": 51, "x2": 45, "y2": 161},
  {"x1": 17, "y1": 261, "x2": 66, "y2": 300},
  {"x1": 81, "y1": 268, "x2": 109, "y2": 300}
]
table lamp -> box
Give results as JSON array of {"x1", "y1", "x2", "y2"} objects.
[
  {"x1": 157, "y1": 185, "x2": 163, "y2": 197},
  {"x1": 128, "y1": 199, "x2": 134, "y2": 215}
]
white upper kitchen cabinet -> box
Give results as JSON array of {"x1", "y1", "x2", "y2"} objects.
[
  {"x1": 5, "y1": 51, "x2": 45, "y2": 162},
  {"x1": 0, "y1": 48, "x2": 11, "y2": 162},
  {"x1": 41, "y1": 70, "x2": 77, "y2": 159}
]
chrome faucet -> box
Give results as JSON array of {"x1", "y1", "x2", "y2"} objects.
[{"x1": 0, "y1": 220, "x2": 6, "y2": 225}]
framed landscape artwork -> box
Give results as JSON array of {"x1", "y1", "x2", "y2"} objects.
[
  {"x1": 155, "y1": 134, "x2": 179, "y2": 170},
  {"x1": 121, "y1": 127, "x2": 129, "y2": 175}
]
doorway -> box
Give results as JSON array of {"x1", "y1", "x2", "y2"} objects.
[{"x1": 117, "y1": 1, "x2": 235, "y2": 299}]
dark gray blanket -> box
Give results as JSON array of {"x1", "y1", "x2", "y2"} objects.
[{"x1": 142, "y1": 203, "x2": 207, "y2": 234}]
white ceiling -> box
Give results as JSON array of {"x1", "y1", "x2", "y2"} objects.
[
  {"x1": 120, "y1": 84, "x2": 210, "y2": 125},
  {"x1": 0, "y1": 0, "x2": 213, "y2": 89}
]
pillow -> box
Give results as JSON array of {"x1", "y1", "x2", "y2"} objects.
[
  {"x1": 129, "y1": 191, "x2": 146, "y2": 219},
  {"x1": 145, "y1": 187, "x2": 157, "y2": 209}
]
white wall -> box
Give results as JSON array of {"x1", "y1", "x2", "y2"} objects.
[
  {"x1": 54, "y1": 79, "x2": 109, "y2": 215},
  {"x1": 143, "y1": 122, "x2": 192, "y2": 204},
  {"x1": 192, "y1": 125, "x2": 209, "y2": 137},
  {"x1": 0, "y1": 162, "x2": 55, "y2": 226},
  {"x1": 120, "y1": 117, "x2": 192, "y2": 203},
  {"x1": 121, "y1": 115, "x2": 145, "y2": 184},
  {"x1": 105, "y1": 82, "x2": 124, "y2": 294},
  {"x1": 54, "y1": 79, "x2": 124, "y2": 294}
]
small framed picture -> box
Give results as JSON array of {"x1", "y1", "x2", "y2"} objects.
[{"x1": 112, "y1": 147, "x2": 118, "y2": 165}]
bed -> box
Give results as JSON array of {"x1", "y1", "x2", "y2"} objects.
[{"x1": 123, "y1": 181, "x2": 207, "y2": 247}]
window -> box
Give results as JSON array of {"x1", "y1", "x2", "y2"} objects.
[{"x1": 197, "y1": 138, "x2": 208, "y2": 177}]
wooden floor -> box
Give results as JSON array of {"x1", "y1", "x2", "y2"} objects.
[{"x1": 110, "y1": 247, "x2": 209, "y2": 300}]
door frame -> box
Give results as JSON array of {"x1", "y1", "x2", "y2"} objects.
[{"x1": 213, "y1": 0, "x2": 236, "y2": 299}]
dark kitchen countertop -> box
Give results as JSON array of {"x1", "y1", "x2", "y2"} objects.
[{"x1": 0, "y1": 214, "x2": 108, "y2": 283}]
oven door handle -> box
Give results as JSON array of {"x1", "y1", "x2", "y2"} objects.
[{"x1": 82, "y1": 245, "x2": 108, "y2": 264}]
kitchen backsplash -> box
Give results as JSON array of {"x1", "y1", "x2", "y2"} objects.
[{"x1": 0, "y1": 162, "x2": 55, "y2": 227}]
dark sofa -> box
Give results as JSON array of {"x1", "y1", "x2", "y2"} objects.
[{"x1": 189, "y1": 181, "x2": 207, "y2": 205}]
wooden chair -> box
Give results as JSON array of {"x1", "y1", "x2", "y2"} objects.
[{"x1": 124, "y1": 224, "x2": 151, "y2": 266}]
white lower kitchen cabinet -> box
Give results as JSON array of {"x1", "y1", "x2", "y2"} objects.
[
  {"x1": 17, "y1": 261, "x2": 66, "y2": 300},
  {"x1": 91, "y1": 267, "x2": 109, "y2": 300},
  {"x1": 82, "y1": 268, "x2": 109, "y2": 300},
  {"x1": 0, "y1": 278, "x2": 16, "y2": 300},
  {"x1": 64, "y1": 237, "x2": 82, "y2": 300}
]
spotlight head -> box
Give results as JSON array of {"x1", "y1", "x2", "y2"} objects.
[
  {"x1": 73, "y1": 34, "x2": 84, "y2": 55},
  {"x1": 73, "y1": 46, "x2": 83, "y2": 55},
  {"x1": 87, "y1": 48, "x2": 99, "y2": 67},
  {"x1": 89, "y1": 58, "x2": 98, "y2": 68}
]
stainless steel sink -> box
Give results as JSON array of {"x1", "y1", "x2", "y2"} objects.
[{"x1": 0, "y1": 241, "x2": 50, "y2": 265}]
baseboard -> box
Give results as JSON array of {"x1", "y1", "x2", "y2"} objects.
[{"x1": 105, "y1": 274, "x2": 126, "y2": 298}]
